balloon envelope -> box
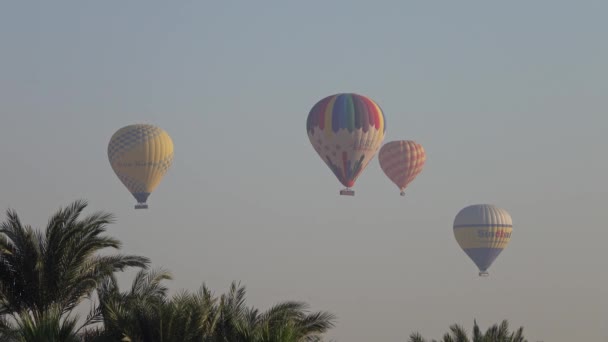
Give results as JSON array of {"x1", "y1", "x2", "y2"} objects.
[
  {"x1": 108, "y1": 124, "x2": 174, "y2": 209},
  {"x1": 378, "y1": 140, "x2": 425, "y2": 196},
  {"x1": 453, "y1": 204, "x2": 512, "y2": 276},
  {"x1": 306, "y1": 93, "x2": 386, "y2": 195}
]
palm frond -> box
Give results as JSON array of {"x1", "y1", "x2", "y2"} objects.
[{"x1": 409, "y1": 332, "x2": 427, "y2": 342}]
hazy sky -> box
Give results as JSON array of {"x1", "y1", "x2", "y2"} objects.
[{"x1": 1, "y1": 1, "x2": 607, "y2": 341}]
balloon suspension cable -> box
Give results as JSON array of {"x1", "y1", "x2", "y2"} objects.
[
  {"x1": 134, "y1": 203, "x2": 149, "y2": 210},
  {"x1": 339, "y1": 188, "x2": 355, "y2": 196},
  {"x1": 479, "y1": 271, "x2": 489, "y2": 277}
]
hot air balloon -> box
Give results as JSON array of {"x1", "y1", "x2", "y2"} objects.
[
  {"x1": 108, "y1": 124, "x2": 174, "y2": 209},
  {"x1": 453, "y1": 204, "x2": 512, "y2": 277},
  {"x1": 378, "y1": 140, "x2": 425, "y2": 196},
  {"x1": 306, "y1": 93, "x2": 386, "y2": 196}
]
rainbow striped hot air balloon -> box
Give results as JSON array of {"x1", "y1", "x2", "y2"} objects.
[
  {"x1": 378, "y1": 140, "x2": 426, "y2": 196},
  {"x1": 108, "y1": 124, "x2": 174, "y2": 209},
  {"x1": 453, "y1": 204, "x2": 513, "y2": 277},
  {"x1": 306, "y1": 93, "x2": 386, "y2": 196}
]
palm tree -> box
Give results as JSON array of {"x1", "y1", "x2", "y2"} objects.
[
  {"x1": 0, "y1": 304, "x2": 81, "y2": 342},
  {"x1": 88, "y1": 269, "x2": 336, "y2": 342},
  {"x1": 0, "y1": 200, "x2": 150, "y2": 332},
  {"x1": 408, "y1": 319, "x2": 527, "y2": 342},
  {"x1": 233, "y1": 300, "x2": 337, "y2": 342},
  {"x1": 85, "y1": 268, "x2": 187, "y2": 341},
  {"x1": 206, "y1": 281, "x2": 336, "y2": 342},
  {"x1": 84, "y1": 268, "x2": 222, "y2": 341}
]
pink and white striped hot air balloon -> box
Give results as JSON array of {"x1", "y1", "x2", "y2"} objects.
[{"x1": 378, "y1": 140, "x2": 426, "y2": 196}]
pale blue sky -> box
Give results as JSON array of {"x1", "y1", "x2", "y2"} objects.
[{"x1": 1, "y1": 1, "x2": 607, "y2": 341}]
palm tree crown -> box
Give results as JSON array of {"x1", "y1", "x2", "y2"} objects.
[
  {"x1": 0, "y1": 200, "x2": 150, "y2": 322},
  {"x1": 408, "y1": 319, "x2": 527, "y2": 342},
  {"x1": 89, "y1": 268, "x2": 336, "y2": 342}
]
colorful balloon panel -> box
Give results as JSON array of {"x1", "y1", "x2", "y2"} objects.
[
  {"x1": 378, "y1": 140, "x2": 425, "y2": 196},
  {"x1": 306, "y1": 93, "x2": 386, "y2": 191},
  {"x1": 108, "y1": 124, "x2": 174, "y2": 208},
  {"x1": 453, "y1": 204, "x2": 512, "y2": 276}
]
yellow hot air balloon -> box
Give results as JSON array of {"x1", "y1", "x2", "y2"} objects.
[
  {"x1": 108, "y1": 124, "x2": 174, "y2": 209},
  {"x1": 453, "y1": 204, "x2": 513, "y2": 277}
]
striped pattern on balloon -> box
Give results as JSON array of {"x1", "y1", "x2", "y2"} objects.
[
  {"x1": 306, "y1": 93, "x2": 386, "y2": 196},
  {"x1": 378, "y1": 140, "x2": 426, "y2": 196},
  {"x1": 453, "y1": 204, "x2": 513, "y2": 277}
]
